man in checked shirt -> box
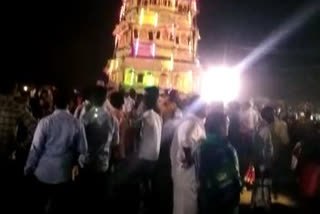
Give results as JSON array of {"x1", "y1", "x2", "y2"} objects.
[{"x1": 0, "y1": 80, "x2": 37, "y2": 211}]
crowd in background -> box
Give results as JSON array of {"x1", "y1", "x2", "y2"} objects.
[{"x1": 0, "y1": 80, "x2": 319, "y2": 214}]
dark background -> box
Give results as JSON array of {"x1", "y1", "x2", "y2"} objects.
[{"x1": 5, "y1": 0, "x2": 320, "y2": 102}]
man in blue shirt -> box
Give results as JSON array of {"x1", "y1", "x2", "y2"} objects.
[{"x1": 25, "y1": 89, "x2": 87, "y2": 214}]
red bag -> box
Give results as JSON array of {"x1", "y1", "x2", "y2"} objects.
[{"x1": 244, "y1": 165, "x2": 256, "y2": 185}]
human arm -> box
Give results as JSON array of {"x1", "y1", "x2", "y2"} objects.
[
  {"x1": 181, "y1": 121, "x2": 199, "y2": 169},
  {"x1": 111, "y1": 117, "x2": 120, "y2": 147},
  {"x1": 230, "y1": 146, "x2": 242, "y2": 188},
  {"x1": 24, "y1": 119, "x2": 47, "y2": 176},
  {"x1": 77, "y1": 123, "x2": 88, "y2": 155}
]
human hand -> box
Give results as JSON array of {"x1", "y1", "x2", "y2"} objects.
[{"x1": 72, "y1": 166, "x2": 79, "y2": 181}]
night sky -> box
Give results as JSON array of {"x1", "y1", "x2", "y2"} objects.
[{"x1": 7, "y1": 0, "x2": 320, "y2": 101}]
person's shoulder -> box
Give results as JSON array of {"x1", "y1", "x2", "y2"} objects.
[
  {"x1": 6, "y1": 96, "x2": 26, "y2": 112},
  {"x1": 36, "y1": 115, "x2": 51, "y2": 128}
]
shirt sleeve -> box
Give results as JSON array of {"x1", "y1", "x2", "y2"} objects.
[
  {"x1": 77, "y1": 123, "x2": 88, "y2": 155},
  {"x1": 24, "y1": 119, "x2": 47, "y2": 176},
  {"x1": 181, "y1": 120, "x2": 195, "y2": 148},
  {"x1": 231, "y1": 146, "x2": 241, "y2": 183},
  {"x1": 111, "y1": 117, "x2": 120, "y2": 146},
  {"x1": 183, "y1": 121, "x2": 201, "y2": 154}
]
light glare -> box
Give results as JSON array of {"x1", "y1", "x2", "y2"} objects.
[{"x1": 201, "y1": 66, "x2": 240, "y2": 103}]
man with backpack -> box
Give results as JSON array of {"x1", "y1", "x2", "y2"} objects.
[
  {"x1": 195, "y1": 112, "x2": 241, "y2": 214},
  {"x1": 78, "y1": 86, "x2": 119, "y2": 213}
]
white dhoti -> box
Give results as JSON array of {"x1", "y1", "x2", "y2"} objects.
[
  {"x1": 172, "y1": 166, "x2": 198, "y2": 214},
  {"x1": 170, "y1": 115, "x2": 206, "y2": 214}
]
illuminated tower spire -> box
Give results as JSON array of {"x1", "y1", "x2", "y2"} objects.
[{"x1": 107, "y1": 0, "x2": 202, "y2": 93}]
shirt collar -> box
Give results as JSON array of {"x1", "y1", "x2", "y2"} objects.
[{"x1": 53, "y1": 109, "x2": 68, "y2": 115}]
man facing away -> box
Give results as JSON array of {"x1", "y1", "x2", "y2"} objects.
[
  {"x1": 134, "y1": 87, "x2": 162, "y2": 214},
  {"x1": 24, "y1": 89, "x2": 87, "y2": 214},
  {"x1": 170, "y1": 96, "x2": 206, "y2": 214},
  {"x1": 78, "y1": 86, "x2": 119, "y2": 213},
  {"x1": 195, "y1": 112, "x2": 242, "y2": 214}
]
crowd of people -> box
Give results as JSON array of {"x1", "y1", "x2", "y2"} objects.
[{"x1": 0, "y1": 80, "x2": 319, "y2": 214}]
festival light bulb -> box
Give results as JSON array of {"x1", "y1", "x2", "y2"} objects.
[
  {"x1": 152, "y1": 43, "x2": 156, "y2": 57},
  {"x1": 170, "y1": 53, "x2": 174, "y2": 71},
  {"x1": 139, "y1": 8, "x2": 145, "y2": 26},
  {"x1": 191, "y1": 0, "x2": 197, "y2": 12},
  {"x1": 154, "y1": 13, "x2": 158, "y2": 27},
  {"x1": 135, "y1": 39, "x2": 140, "y2": 56}
]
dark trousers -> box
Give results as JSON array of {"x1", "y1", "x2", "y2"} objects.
[
  {"x1": 0, "y1": 158, "x2": 29, "y2": 213},
  {"x1": 109, "y1": 158, "x2": 157, "y2": 214},
  {"x1": 0, "y1": 159, "x2": 16, "y2": 212},
  {"x1": 76, "y1": 169, "x2": 110, "y2": 213},
  {"x1": 154, "y1": 159, "x2": 173, "y2": 214},
  {"x1": 198, "y1": 192, "x2": 239, "y2": 214},
  {"x1": 136, "y1": 159, "x2": 157, "y2": 214},
  {"x1": 29, "y1": 177, "x2": 72, "y2": 214}
]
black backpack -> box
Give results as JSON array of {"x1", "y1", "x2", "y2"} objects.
[{"x1": 84, "y1": 110, "x2": 111, "y2": 172}]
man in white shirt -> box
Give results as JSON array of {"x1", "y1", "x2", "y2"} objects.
[
  {"x1": 123, "y1": 88, "x2": 136, "y2": 114},
  {"x1": 241, "y1": 101, "x2": 260, "y2": 132},
  {"x1": 171, "y1": 97, "x2": 207, "y2": 214},
  {"x1": 136, "y1": 87, "x2": 162, "y2": 213}
]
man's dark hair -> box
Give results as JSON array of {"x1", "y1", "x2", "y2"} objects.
[
  {"x1": 89, "y1": 86, "x2": 107, "y2": 107},
  {"x1": 129, "y1": 88, "x2": 136, "y2": 99},
  {"x1": 168, "y1": 90, "x2": 180, "y2": 104},
  {"x1": 205, "y1": 112, "x2": 227, "y2": 135},
  {"x1": 261, "y1": 106, "x2": 274, "y2": 124},
  {"x1": 55, "y1": 89, "x2": 71, "y2": 109},
  {"x1": 144, "y1": 87, "x2": 159, "y2": 110},
  {"x1": 305, "y1": 111, "x2": 312, "y2": 120},
  {"x1": 110, "y1": 92, "x2": 125, "y2": 110}
]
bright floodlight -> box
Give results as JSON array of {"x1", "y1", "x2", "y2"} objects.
[
  {"x1": 23, "y1": 86, "x2": 28, "y2": 92},
  {"x1": 200, "y1": 66, "x2": 240, "y2": 103}
]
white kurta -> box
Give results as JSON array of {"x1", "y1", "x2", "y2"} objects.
[{"x1": 170, "y1": 115, "x2": 206, "y2": 214}]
